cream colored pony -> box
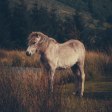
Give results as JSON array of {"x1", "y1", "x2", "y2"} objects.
[{"x1": 26, "y1": 32, "x2": 86, "y2": 97}]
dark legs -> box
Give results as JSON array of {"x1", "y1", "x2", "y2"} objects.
[
  {"x1": 40, "y1": 63, "x2": 55, "y2": 93},
  {"x1": 48, "y1": 69, "x2": 55, "y2": 93},
  {"x1": 71, "y1": 63, "x2": 85, "y2": 97}
]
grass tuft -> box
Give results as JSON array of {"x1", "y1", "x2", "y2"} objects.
[{"x1": 0, "y1": 49, "x2": 112, "y2": 112}]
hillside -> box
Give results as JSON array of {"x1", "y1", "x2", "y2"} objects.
[
  {"x1": 10, "y1": 0, "x2": 112, "y2": 31},
  {"x1": 9, "y1": 0, "x2": 112, "y2": 29},
  {"x1": 0, "y1": 0, "x2": 111, "y2": 50},
  {"x1": 57, "y1": 0, "x2": 112, "y2": 21},
  {"x1": 10, "y1": 0, "x2": 112, "y2": 22},
  {"x1": 10, "y1": 0, "x2": 75, "y2": 16}
]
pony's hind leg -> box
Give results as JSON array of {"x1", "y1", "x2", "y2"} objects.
[
  {"x1": 71, "y1": 64, "x2": 81, "y2": 96},
  {"x1": 71, "y1": 63, "x2": 85, "y2": 97},
  {"x1": 78, "y1": 63, "x2": 85, "y2": 97}
]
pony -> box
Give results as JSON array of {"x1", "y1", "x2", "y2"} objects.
[{"x1": 26, "y1": 32, "x2": 86, "y2": 97}]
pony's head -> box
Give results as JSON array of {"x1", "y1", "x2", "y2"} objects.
[{"x1": 26, "y1": 32, "x2": 48, "y2": 56}]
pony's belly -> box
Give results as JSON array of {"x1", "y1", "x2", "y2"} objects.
[{"x1": 57, "y1": 57, "x2": 78, "y2": 69}]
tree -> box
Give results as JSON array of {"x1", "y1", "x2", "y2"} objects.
[
  {"x1": 30, "y1": 2, "x2": 50, "y2": 33},
  {"x1": 48, "y1": 8, "x2": 58, "y2": 36},
  {"x1": 29, "y1": 2, "x2": 39, "y2": 32},
  {"x1": 0, "y1": 0, "x2": 11, "y2": 48},
  {"x1": 10, "y1": 0, "x2": 28, "y2": 49}
]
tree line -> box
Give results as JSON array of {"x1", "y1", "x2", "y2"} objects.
[{"x1": 0, "y1": 0, "x2": 111, "y2": 51}]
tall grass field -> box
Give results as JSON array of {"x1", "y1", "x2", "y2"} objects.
[{"x1": 0, "y1": 49, "x2": 112, "y2": 112}]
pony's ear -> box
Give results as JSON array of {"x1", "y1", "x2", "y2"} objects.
[
  {"x1": 28, "y1": 32, "x2": 39, "y2": 40},
  {"x1": 35, "y1": 36, "x2": 41, "y2": 43},
  {"x1": 38, "y1": 35, "x2": 48, "y2": 44},
  {"x1": 37, "y1": 32, "x2": 48, "y2": 44}
]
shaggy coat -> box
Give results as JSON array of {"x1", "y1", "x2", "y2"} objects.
[{"x1": 26, "y1": 32, "x2": 86, "y2": 96}]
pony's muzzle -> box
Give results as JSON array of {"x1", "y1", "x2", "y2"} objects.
[{"x1": 26, "y1": 51, "x2": 31, "y2": 56}]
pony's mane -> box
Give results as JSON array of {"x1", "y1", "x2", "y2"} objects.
[
  {"x1": 49, "y1": 37, "x2": 58, "y2": 44},
  {"x1": 28, "y1": 32, "x2": 58, "y2": 45},
  {"x1": 28, "y1": 32, "x2": 48, "y2": 40}
]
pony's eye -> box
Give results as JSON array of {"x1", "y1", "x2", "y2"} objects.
[{"x1": 32, "y1": 42, "x2": 36, "y2": 44}]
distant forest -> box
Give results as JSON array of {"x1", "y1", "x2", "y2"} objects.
[{"x1": 0, "y1": 0, "x2": 112, "y2": 51}]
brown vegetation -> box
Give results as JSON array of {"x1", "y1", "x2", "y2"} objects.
[
  {"x1": 0, "y1": 49, "x2": 111, "y2": 80},
  {"x1": 0, "y1": 49, "x2": 112, "y2": 112},
  {"x1": 0, "y1": 50, "x2": 40, "y2": 67}
]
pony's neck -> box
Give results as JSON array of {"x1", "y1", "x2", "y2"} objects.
[{"x1": 39, "y1": 37, "x2": 57, "y2": 54}]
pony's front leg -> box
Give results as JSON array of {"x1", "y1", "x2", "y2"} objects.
[
  {"x1": 48, "y1": 69, "x2": 55, "y2": 93},
  {"x1": 79, "y1": 67, "x2": 85, "y2": 97}
]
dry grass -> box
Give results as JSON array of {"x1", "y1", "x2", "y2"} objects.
[
  {"x1": 0, "y1": 49, "x2": 40, "y2": 67},
  {"x1": 0, "y1": 49, "x2": 112, "y2": 112},
  {"x1": 0, "y1": 67, "x2": 112, "y2": 112},
  {"x1": 0, "y1": 67, "x2": 62, "y2": 112},
  {"x1": 0, "y1": 49, "x2": 111, "y2": 81},
  {"x1": 85, "y1": 51, "x2": 112, "y2": 81}
]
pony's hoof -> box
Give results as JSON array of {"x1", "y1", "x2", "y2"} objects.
[
  {"x1": 72, "y1": 91, "x2": 79, "y2": 96},
  {"x1": 79, "y1": 94, "x2": 83, "y2": 98},
  {"x1": 72, "y1": 92, "x2": 83, "y2": 97},
  {"x1": 72, "y1": 92, "x2": 77, "y2": 95}
]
